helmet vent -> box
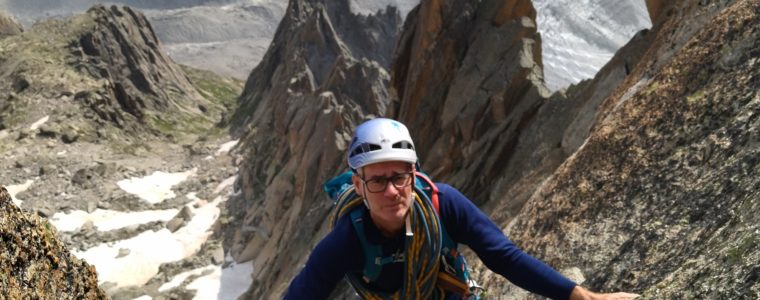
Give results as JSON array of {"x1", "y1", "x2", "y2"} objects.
[
  {"x1": 350, "y1": 143, "x2": 381, "y2": 157},
  {"x1": 392, "y1": 141, "x2": 414, "y2": 150}
]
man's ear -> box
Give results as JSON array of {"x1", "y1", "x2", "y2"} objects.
[{"x1": 352, "y1": 173, "x2": 363, "y2": 195}]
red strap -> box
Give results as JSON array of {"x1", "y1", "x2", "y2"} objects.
[{"x1": 415, "y1": 172, "x2": 440, "y2": 214}]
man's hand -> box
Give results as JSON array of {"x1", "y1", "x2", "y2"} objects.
[{"x1": 569, "y1": 285, "x2": 640, "y2": 300}]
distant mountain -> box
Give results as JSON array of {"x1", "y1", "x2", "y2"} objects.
[
  {"x1": 143, "y1": 2, "x2": 288, "y2": 79},
  {"x1": 1, "y1": 0, "x2": 240, "y2": 18},
  {"x1": 1, "y1": 0, "x2": 648, "y2": 89},
  {"x1": 0, "y1": 0, "x2": 288, "y2": 79},
  {"x1": 534, "y1": 0, "x2": 651, "y2": 90}
]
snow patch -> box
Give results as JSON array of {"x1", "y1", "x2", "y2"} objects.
[
  {"x1": 117, "y1": 169, "x2": 197, "y2": 204},
  {"x1": 74, "y1": 195, "x2": 222, "y2": 288},
  {"x1": 186, "y1": 262, "x2": 254, "y2": 300},
  {"x1": 213, "y1": 176, "x2": 237, "y2": 195},
  {"x1": 50, "y1": 208, "x2": 179, "y2": 232},
  {"x1": 159, "y1": 265, "x2": 217, "y2": 292},
  {"x1": 6, "y1": 179, "x2": 34, "y2": 206},
  {"x1": 30, "y1": 116, "x2": 49, "y2": 130},
  {"x1": 215, "y1": 140, "x2": 239, "y2": 156}
]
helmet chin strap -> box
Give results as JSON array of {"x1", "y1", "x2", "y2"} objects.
[
  {"x1": 405, "y1": 211, "x2": 413, "y2": 237},
  {"x1": 360, "y1": 190, "x2": 372, "y2": 210}
]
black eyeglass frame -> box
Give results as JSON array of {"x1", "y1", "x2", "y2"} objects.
[{"x1": 359, "y1": 171, "x2": 415, "y2": 193}]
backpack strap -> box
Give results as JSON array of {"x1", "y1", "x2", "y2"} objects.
[
  {"x1": 415, "y1": 172, "x2": 439, "y2": 213},
  {"x1": 349, "y1": 207, "x2": 405, "y2": 283}
]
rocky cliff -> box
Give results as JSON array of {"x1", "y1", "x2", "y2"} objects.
[
  {"x1": 228, "y1": 0, "x2": 757, "y2": 298},
  {"x1": 74, "y1": 5, "x2": 206, "y2": 124},
  {"x1": 0, "y1": 187, "x2": 107, "y2": 299},
  {"x1": 225, "y1": 0, "x2": 401, "y2": 298},
  {"x1": 390, "y1": 0, "x2": 627, "y2": 225},
  {"x1": 499, "y1": 0, "x2": 760, "y2": 298}
]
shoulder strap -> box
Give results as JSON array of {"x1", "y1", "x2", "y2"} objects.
[
  {"x1": 349, "y1": 207, "x2": 405, "y2": 283},
  {"x1": 414, "y1": 172, "x2": 439, "y2": 213}
]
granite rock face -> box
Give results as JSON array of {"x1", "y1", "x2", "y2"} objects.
[
  {"x1": 228, "y1": 0, "x2": 758, "y2": 298},
  {"x1": 391, "y1": 0, "x2": 548, "y2": 208},
  {"x1": 485, "y1": 0, "x2": 759, "y2": 298},
  {"x1": 225, "y1": 0, "x2": 401, "y2": 298},
  {"x1": 0, "y1": 187, "x2": 107, "y2": 299}
]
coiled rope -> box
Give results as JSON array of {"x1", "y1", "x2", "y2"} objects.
[{"x1": 330, "y1": 185, "x2": 446, "y2": 299}]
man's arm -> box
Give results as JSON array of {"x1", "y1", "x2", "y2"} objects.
[
  {"x1": 436, "y1": 184, "x2": 638, "y2": 300},
  {"x1": 284, "y1": 217, "x2": 360, "y2": 299},
  {"x1": 436, "y1": 183, "x2": 575, "y2": 299}
]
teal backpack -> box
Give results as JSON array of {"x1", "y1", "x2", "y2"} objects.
[{"x1": 324, "y1": 170, "x2": 484, "y2": 299}]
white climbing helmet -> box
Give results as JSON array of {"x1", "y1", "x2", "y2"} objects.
[{"x1": 347, "y1": 118, "x2": 417, "y2": 170}]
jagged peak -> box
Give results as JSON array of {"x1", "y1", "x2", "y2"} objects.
[{"x1": 0, "y1": 10, "x2": 23, "y2": 37}]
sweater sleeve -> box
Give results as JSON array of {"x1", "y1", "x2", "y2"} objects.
[
  {"x1": 284, "y1": 216, "x2": 361, "y2": 299},
  {"x1": 436, "y1": 183, "x2": 577, "y2": 300}
]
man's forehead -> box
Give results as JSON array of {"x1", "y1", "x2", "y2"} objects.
[{"x1": 361, "y1": 161, "x2": 412, "y2": 177}]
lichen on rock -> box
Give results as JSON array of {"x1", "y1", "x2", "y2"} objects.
[{"x1": 0, "y1": 186, "x2": 108, "y2": 299}]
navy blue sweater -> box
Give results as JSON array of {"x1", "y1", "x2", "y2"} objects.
[{"x1": 285, "y1": 183, "x2": 576, "y2": 299}]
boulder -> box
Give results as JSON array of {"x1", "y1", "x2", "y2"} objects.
[{"x1": 0, "y1": 11, "x2": 22, "y2": 37}]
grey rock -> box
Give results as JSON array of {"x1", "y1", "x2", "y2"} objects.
[
  {"x1": 177, "y1": 206, "x2": 193, "y2": 221},
  {"x1": 37, "y1": 124, "x2": 59, "y2": 138},
  {"x1": 166, "y1": 217, "x2": 185, "y2": 233},
  {"x1": 61, "y1": 130, "x2": 79, "y2": 144},
  {"x1": 15, "y1": 129, "x2": 30, "y2": 141},
  {"x1": 86, "y1": 200, "x2": 98, "y2": 213},
  {"x1": 11, "y1": 76, "x2": 30, "y2": 93},
  {"x1": 211, "y1": 247, "x2": 225, "y2": 265},
  {"x1": 116, "y1": 248, "x2": 131, "y2": 258},
  {"x1": 80, "y1": 220, "x2": 95, "y2": 232},
  {"x1": 71, "y1": 168, "x2": 95, "y2": 187},
  {"x1": 0, "y1": 11, "x2": 23, "y2": 37}
]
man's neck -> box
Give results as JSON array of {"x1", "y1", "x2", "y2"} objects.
[{"x1": 370, "y1": 213, "x2": 405, "y2": 238}]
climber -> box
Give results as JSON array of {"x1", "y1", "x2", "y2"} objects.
[{"x1": 284, "y1": 118, "x2": 640, "y2": 300}]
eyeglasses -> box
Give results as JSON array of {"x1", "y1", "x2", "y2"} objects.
[{"x1": 360, "y1": 172, "x2": 414, "y2": 193}]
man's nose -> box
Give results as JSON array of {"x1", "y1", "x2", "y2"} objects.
[{"x1": 383, "y1": 181, "x2": 399, "y2": 197}]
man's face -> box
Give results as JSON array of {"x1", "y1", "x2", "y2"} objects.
[{"x1": 353, "y1": 161, "x2": 414, "y2": 230}]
